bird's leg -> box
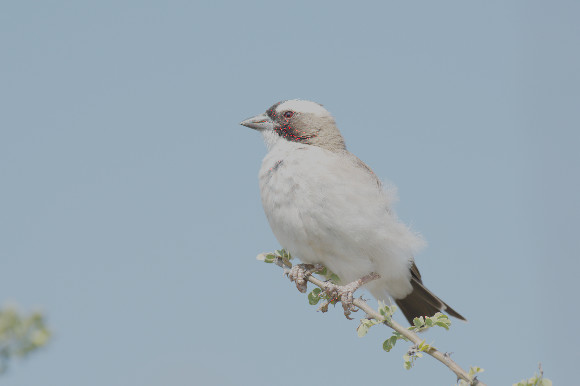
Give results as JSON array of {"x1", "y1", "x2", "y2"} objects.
[
  {"x1": 284, "y1": 263, "x2": 325, "y2": 293},
  {"x1": 319, "y1": 272, "x2": 381, "y2": 319}
]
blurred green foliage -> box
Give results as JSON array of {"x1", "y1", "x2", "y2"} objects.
[
  {"x1": 512, "y1": 365, "x2": 552, "y2": 386},
  {"x1": 0, "y1": 306, "x2": 51, "y2": 374}
]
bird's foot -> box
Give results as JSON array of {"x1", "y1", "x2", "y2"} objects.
[
  {"x1": 319, "y1": 272, "x2": 381, "y2": 320},
  {"x1": 284, "y1": 263, "x2": 325, "y2": 293}
]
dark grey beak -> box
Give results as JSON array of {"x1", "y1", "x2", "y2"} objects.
[{"x1": 240, "y1": 113, "x2": 273, "y2": 131}]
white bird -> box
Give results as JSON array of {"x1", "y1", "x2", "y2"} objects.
[{"x1": 241, "y1": 99, "x2": 465, "y2": 324}]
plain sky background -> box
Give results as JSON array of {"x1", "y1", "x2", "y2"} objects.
[{"x1": 1, "y1": 1, "x2": 578, "y2": 385}]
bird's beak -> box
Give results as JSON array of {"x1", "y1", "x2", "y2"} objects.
[{"x1": 240, "y1": 113, "x2": 273, "y2": 131}]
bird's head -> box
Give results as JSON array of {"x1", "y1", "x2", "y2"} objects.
[{"x1": 240, "y1": 99, "x2": 346, "y2": 151}]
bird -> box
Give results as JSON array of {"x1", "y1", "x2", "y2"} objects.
[{"x1": 240, "y1": 99, "x2": 466, "y2": 324}]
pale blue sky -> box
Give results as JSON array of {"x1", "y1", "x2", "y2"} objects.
[{"x1": 1, "y1": 1, "x2": 578, "y2": 385}]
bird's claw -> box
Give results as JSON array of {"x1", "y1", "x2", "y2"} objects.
[
  {"x1": 285, "y1": 264, "x2": 324, "y2": 293},
  {"x1": 319, "y1": 281, "x2": 360, "y2": 319},
  {"x1": 318, "y1": 272, "x2": 381, "y2": 319}
]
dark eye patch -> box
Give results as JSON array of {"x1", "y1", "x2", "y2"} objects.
[{"x1": 266, "y1": 101, "x2": 286, "y2": 119}]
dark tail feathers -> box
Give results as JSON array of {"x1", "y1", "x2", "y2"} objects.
[{"x1": 395, "y1": 276, "x2": 466, "y2": 324}]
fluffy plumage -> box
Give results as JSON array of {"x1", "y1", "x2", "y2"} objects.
[{"x1": 241, "y1": 99, "x2": 465, "y2": 324}]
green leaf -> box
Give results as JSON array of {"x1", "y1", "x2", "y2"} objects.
[
  {"x1": 257, "y1": 253, "x2": 276, "y2": 263},
  {"x1": 264, "y1": 253, "x2": 277, "y2": 263},
  {"x1": 412, "y1": 317, "x2": 424, "y2": 328},
  {"x1": 393, "y1": 331, "x2": 409, "y2": 342},
  {"x1": 357, "y1": 322, "x2": 369, "y2": 337},
  {"x1": 403, "y1": 353, "x2": 413, "y2": 370},
  {"x1": 417, "y1": 340, "x2": 432, "y2": 352},
  {"x1": 429, "y1": 313, "x2": 451, "y2": 330},
  {"x1": 358, "y1": 317, "x2": 381, "y2": 337},
  {"x1": 308, "y1": 288, "x2": 321, "y2": 305},
  {"x1": 382, "y1": 335, "x2": 398, "y2": 352},
  {"x1": 468, "y1": 366, "x2": 484, "y2": 377},
  {"x1": 377, "y1": 302, "x2": 396, "y2": 319},
  {"x1": 329, "y1": 273, "x2": 340, "y2": 283}
]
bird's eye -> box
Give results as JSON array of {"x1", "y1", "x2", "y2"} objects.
[{"x1": 284, "y1": 111, "x2": 294, "y2": 118}]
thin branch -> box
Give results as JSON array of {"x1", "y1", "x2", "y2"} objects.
[{"x1": 273, "y1": 258, "x2": 486, "y2": 386}]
